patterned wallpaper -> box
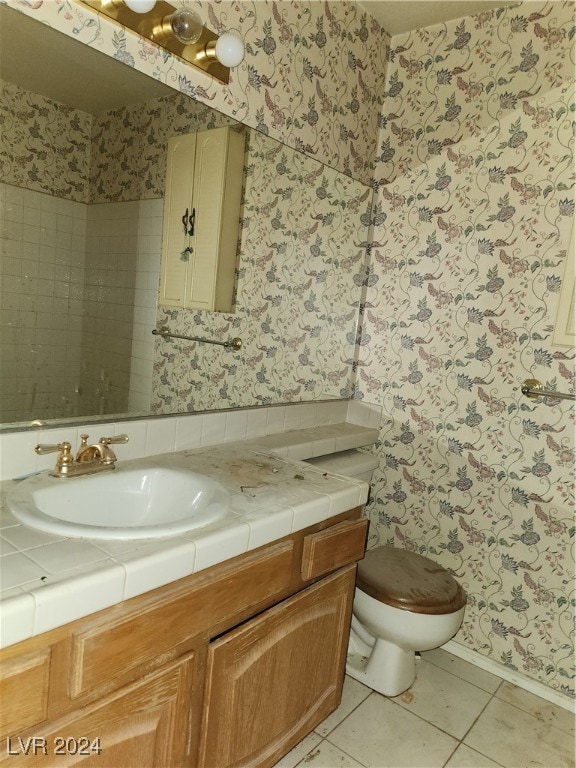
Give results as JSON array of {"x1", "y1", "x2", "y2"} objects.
[
  {"x1": 5, "y1": 0, "x2": 388, "y2": 187},
  {"x1": 90, "y1": 95, "x2": 237, "y2": 203},
  {"x1": 360, "y1": 1, "x2": 575, "y2": 698},
  {"x1": 0, "y1": 78, "x2": 236, "y2": 205},
  {"x1": 376, "y1": 2, "x2": 574, "y2": 185},
  {"x1": 4, "y1": 0, "x2": 575, "y2": 700},
  {"x1": 0, "y1": 80, "x2": 92, "y2": 203}
]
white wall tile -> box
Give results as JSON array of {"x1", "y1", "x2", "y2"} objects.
[
  {"x1": 175, "y1": 415, "x2": 203, "y2": 450},
  {"x1": 201, "y1": 412, "x2": 227, "y2": 446},
  {"x1": 266, "y1": 406, "x2": 286, "y2": 435},
  {"x1": 225, "y1": 410, "x2": 248, "y2": 442},
  {"x1": 145, "y1": 417, "x2": 177, "y2": 456}
]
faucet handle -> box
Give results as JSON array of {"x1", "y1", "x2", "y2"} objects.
[
  {"x1": 97, "y1": 434, "x2": 129, "y2": 466},
  {"x1": 35, "y1": 442, "x2": 74, "y2": 476},
  {"x1": 35, "y1": 441, "x2": 72, "y2": 455},
  {"x1": 99, "y1": 434, "x2": 129, "y2": 446}
]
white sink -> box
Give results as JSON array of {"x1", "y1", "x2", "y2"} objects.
[{"x1": 6, "y1": 466, "x2": 230, "y2": 540}]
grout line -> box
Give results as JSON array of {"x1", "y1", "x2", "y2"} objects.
[
  {"x1": 323, "y1": 735, "x2": 369, "y2": 767},
  {"x1": 422, "y1": 651, "x2": 501, "y2": 696},
  {"x1": 312, "y1": 681, "x2": 374, "y2": 739},
  {"x1": 456, "y1": 684, "x2": 502, "y2": 760}
]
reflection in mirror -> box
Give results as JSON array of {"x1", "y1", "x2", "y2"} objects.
[{"x1": 0, "y1": 4, "x2": 371, "y2": 432}]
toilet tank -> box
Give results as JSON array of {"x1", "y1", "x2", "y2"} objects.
[{"x1": 305, "y1": 449, "x2": 378, "y2": 484}]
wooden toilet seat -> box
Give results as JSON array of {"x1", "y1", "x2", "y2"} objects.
[{"x1": 356, "y1": 547, "x2": 467, "y2": 615}]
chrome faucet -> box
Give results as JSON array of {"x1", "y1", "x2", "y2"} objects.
[{"x1": 35, "y1": 434, "x2": 129, "y2": 478}]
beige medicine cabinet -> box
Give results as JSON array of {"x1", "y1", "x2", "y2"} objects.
[{"x1": 160, "y1": 127, "x2": 245, "y2": 313}]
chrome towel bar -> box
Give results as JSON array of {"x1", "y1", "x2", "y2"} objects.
[
  {"x1": 152, "y1": 329, "x2": 242, "y2": 351},
  {"x1": 521, "y1": 378, "x2": 575, "y2": 402}
]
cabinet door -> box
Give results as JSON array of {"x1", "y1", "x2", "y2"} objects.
[
  {"x1": 160, "y1": 133, "x2": 197, "y2": 308},
  {"x1": 198, "y1": 566, "x2": 355, "y2": 768},
  {"x1": 0, "y1": 648, "x2": 51, "y2": 739},
  {"x1": 2, "y1": 654, "x2": 196, "y2": 768}
]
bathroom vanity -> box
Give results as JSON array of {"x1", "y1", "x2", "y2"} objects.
[{"x1": 0, "y1": 439, "x2": 371, "y2": 767}]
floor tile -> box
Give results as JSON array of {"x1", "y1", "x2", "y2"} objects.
[
  {"x1": 392, "y1": 658, "x2": 492, "y2": 740},
  {"x1": 464, "y1": 697, "x2": 575, "y2": 768},
  {"x1": 273, "y1": 733, "x2": 322, "y2": 768},
  {"x1": 327, "y1": 693, "x2": 457, "y2": 768},
  {"x1": 315, "y1": 676, "x2": 372, "y2": 737},
  {"x1": 422, "y1": 649, "x2": 501, "y2": 694},
  {"x1": 495, "y1": 681, "x2": 575, "y2": 736},
  {"x1": 444, "y1": 744, "x2": 503, "y2": 767},
  {"x1": 297, "y1": 740, "x2": 363, "y2": 767}
]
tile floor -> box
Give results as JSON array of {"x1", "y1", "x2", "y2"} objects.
[{"x1": 274, "y1": 649, "x2": 575, "y2": 768}]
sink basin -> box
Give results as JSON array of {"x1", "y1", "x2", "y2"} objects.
[{"x1": 6, "y1": 466, "x2": 230, "y2": 540}]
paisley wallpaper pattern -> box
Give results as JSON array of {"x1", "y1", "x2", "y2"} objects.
[{"x1": 360, "y1": 1, "x2": 575, "y2": 698}]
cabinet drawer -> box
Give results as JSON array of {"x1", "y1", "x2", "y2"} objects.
[
  {"x1": 301, "y1": 519, "x2": 368, "y2": 580},
  {"x1": 69, "y1": 541, "x2": 294, "y2": 699},
  {"x1": 0, "y1": 649, "x2": 51, "y2": 737}
]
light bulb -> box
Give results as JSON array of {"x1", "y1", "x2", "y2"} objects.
[
  {"x1": 215, "y1": 32, "x2": 245, "y2": 67},
  {"x1": 170, "y1": 8, "x2": 203, "y2": 45},
  {"x1": 124, "y1": 0, "x2": 156, "y2": 12}
]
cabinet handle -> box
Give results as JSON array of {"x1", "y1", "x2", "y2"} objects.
[
  {"x1": 188, "y1": 207, "x2": 196, "y2": 236},
  {"x1": 182, "y1": 208, "x2": 189, "y2": 234}
]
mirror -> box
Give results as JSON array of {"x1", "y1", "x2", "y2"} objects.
[{"x1": 0, "y1": 5, "x2": 372, "y2": 431}]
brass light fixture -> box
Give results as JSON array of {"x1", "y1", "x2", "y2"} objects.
[{"x1": 80, "y1": 0, "x2": 245, "y2": 84}]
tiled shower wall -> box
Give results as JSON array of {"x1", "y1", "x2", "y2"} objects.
[
  {"x1": 0, "y1": 183, "x2": 87, "y2": 422},
  {"x1": 81, "y1": 199, "x2": 164, "y2": 417},
  {"x1": 0, "y1": 80, "x2": 165, "y2": 422},
  {"x1": 1, "y1": 70, "x2": 251, "y2": 425},
  {"x1": 0, "y1": 182, "x2": 158, "y2": 422}
]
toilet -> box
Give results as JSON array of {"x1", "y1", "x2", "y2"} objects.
[{"x1": 305, "y1": 449, "x2": 467, "y2": 697}]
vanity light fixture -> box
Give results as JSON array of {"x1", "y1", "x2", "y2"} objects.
[{"x1": 81, "y1": 0, "x2": 245, "y2": 83}]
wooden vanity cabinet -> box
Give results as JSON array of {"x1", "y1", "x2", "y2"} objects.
[
  {"x1": 199, "y1": 567, "x2": 355, "y2": 768},
  {"x1": 0, "y1": 511, "x2": 367, "y2": 768}
]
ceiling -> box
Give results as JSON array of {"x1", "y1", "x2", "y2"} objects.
[{"x1": 358, "y1": 0, "x2": 520, "y2": 36}]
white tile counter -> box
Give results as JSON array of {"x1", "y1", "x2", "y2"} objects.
[{"x1": 0, "y1": 425, "x2": 376, "y2": 649}]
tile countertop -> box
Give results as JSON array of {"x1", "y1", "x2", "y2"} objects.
[{"x1": 0, "y1": 424, "x2": 376, "y2": 649}]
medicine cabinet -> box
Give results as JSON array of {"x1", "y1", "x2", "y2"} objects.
[{"x1": 159, "y1": 127, "x2": 245, "y2": 313}]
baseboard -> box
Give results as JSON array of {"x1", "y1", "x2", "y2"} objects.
[{"x1": 442, "y1": 640, "x2": 575, "y2": 713}]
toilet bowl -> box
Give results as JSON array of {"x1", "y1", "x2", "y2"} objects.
[
  {"x1": 305, "y1": 449, "x2": 467, "y2": 697},
  {"x1": 347, "y1": 546, "x2": 466, "y2": 696}
]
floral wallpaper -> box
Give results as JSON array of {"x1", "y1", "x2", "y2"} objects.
[
  {"x1": 360, "y1": 1, "x2": 575, "y2": 699},
  {"x1": 5, "y1": 0, "x2": 389, "y2": 187},
  {"x1": 4, "y1": 0, "x2": 575, "y2": 702},
  {"x1": 90, "y1": 94, "x2": 238, "y2": 203},
  {"x1": 0, "y1": 80, "x2": 92, "y2": 203},
  {"x1": 153, "y1": 128, "x2": 371, "y2": 412}
]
